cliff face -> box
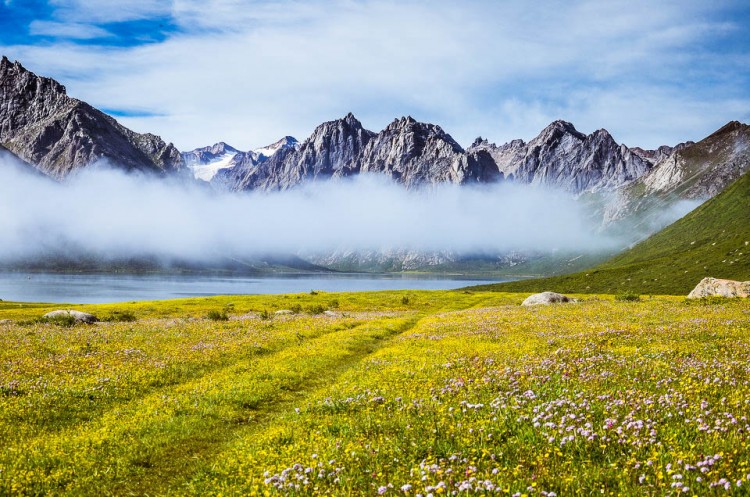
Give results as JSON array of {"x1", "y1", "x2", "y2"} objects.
[{"x1": 0, "y1": 56, "x2": 183, "y2": 178}]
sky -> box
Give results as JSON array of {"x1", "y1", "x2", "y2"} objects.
[{"x1": 1, "y1": 0, "x2": 748, "y2": 152}]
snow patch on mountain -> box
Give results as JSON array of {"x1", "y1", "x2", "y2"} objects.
[{"x1": 189, "y1": 152, "x2": 238, "y2": 181}]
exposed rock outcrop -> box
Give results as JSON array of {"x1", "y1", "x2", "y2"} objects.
[
  {"x1": 687, "y1": 277, "x2": 750, "y2": 298},
  {"x1": 0, "y1": 56, "x2": 183, "y2": 178},
  {"x1": 521, "y1": 291, "x2": 574, "y2": 306}
]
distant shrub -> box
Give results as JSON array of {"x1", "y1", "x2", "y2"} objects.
[
  {"x1": 206, "y1": 310, "x2": 229, "y2": 321},
  {"x1": 258, "y1": 309, "x2": 271, "y2": 320},
  {"x1": 103, "y1": 310, "x2": 137, "y2": 322},
  {"x1": 401, "y1": 296, "x2": 411, "y2": 305},
  {"x1": 42, "y1": 314, "x2": 78, "y2": 327},
  {"x1": 307, "y1": 304, "x2": 326, "y2": 315},
  {"x1": 615, "y1": 291, "x2": 641, "y2": 302},
  {"x1": 290, "y1": 304, "x2": 302, "y2": 314},
  {"x1": 328, "y1": 299, "x2": 339, "y2": 309},
  {"x1": 310, "y1": 290, "x2": 319, "y2": 296}
]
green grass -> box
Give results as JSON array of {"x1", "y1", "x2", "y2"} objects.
[
  {"x1": 1, "y1": 291, "x2": 749, "y2": 495},
  {"x1": 472, "y1": 169, "x2": 750, "y2": 295}
]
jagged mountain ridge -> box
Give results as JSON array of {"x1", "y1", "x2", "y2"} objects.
[
  {"x1": 0, "y1": 56, "x2": 182, "y2": 178},
  {"x1": 217, "y1": 114, "x2": 665, "y2": 195},
  {"x1": 184, "y1": 137, "x2": 300, "y2": 183}
]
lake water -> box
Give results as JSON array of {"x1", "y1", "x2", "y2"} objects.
[{"x1": 0, "y1": 272, "x2": 509, "y2": 304}]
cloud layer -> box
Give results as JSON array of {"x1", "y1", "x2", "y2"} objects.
[
  {"x1": 0, "y1": 158, "x2": 619, "y2": 263},
  {"x1": 1, "y1": 0, "x2": 748, "y2": 151}
]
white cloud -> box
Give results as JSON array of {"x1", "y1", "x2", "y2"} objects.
[
  {"x1": 29, "y1": 20, "x2": 110, "y2": 39},
  {"x1": 0, "y1": 160, "x2": 619, "y2": 261},
  {"x1": 1, "y1": 0, "x2": 747, "y2": 150},
  {"x1": 48, "y1": 0, "x2": 172, "y2": 23}
]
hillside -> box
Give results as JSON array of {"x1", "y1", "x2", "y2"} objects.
[{"x1": 472, "y1": 168, "x2": 750, "y2": 295}]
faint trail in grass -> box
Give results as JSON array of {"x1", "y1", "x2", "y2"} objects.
[{"x1": 107, "y1": 315, "x2": 424, "y2": 496}]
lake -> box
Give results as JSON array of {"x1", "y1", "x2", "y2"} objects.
[{"x1": 0, "y1": 272, "x2": 509, "y2": 304}]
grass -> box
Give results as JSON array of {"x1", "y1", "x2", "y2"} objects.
[
  {"x1": 1, "y1": 290, "x2": 749, "y2": 495},
  {"x1": 472, "y1": 169, "x2": 750, "y2": 296}
]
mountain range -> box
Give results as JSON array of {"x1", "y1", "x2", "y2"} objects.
[{"x1": 1, "y1": 55, "x2": 748, "y2": 278}]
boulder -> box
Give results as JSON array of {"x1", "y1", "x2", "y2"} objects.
[
  {"x1": 274, "y1": 310, "x2": 294, "y2": 315},
  {"x1": 522, "y1": 291, "x2": 574, "y2": 306},
  {"x1": 43, "y1": 310, "x2": 98, "y2": 324},
  {"x1": 687, "y1": 277, "x2": 750, "y2": 299}
]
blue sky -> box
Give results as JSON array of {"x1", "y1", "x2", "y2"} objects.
[{"x1": 1, "y1": 0, "x2": 748, "y2": 151}]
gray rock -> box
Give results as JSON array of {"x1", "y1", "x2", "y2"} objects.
[
  {"x1": 274, "y1": 309, "x2": 294, "y2": 315},
  {"x1": 687, "y1": 277, "x2": 750, "y2": 299},
  {"x1": 0, "y1": 56, "x2": 183, "y2": 179},
  {"x1": 0, "y1": 319, "x2": 12, "y2": 325},
  {"x1": 522, "y1": 291, "x2": 574, "y2": 306},
  {"x1": 43, "y1": 310, "x2": 98, "y2": 323}
]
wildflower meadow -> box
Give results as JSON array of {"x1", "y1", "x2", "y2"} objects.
[{"x1": 1, "y1": 291, "x2": 749, "y2": 495}]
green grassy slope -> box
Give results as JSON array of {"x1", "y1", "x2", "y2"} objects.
[{"x1": 471, "y1": 169, "x2": 750, "y2": 295}]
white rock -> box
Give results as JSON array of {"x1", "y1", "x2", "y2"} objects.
[
  {"x1": 522, "y1": 291, "x2": 574, "y2": 306},
  {"x1": 687, "y1": 277, "x2": 750, "y2": 298},
  {"x1": 43, "y1": 310, "x2": 98, "y2": 323}
]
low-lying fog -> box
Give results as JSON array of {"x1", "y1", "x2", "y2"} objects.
[{"x1": 0, "y1": 157, "x2": 680, "y2": 264}]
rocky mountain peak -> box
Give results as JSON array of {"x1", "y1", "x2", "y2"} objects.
[
  {"x1": 470, "y1": 136, "x2": 490, "y2": 148},
  {"x1": 707, "y1": 120, "x2": 749, "y2": 140},
  {"x1": 359, "y1": 116, "x2": 473, "y2": 186},
  {"x1": 537, "y1": 120, "x2": 586, "y2": 141},
  {"x1": 0, "y1": 55, "x2": 182, "y2": 178},
  {"x1": 252, "y1": 136, "x2": 299, "y2": 159},
  {"x1": 210, "y1": 142, "x2": 237, "y2": 154}
]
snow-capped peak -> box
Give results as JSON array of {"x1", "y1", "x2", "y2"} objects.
[{"x1": 252, "y1": 136, "x2": 299, "y2": 159}]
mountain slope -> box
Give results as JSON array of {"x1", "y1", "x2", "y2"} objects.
[
  {"x1": 603, "y1": 121, "x2": 750, "y2": 231},
  {"x1": 471, "y1": 168, "x2": 750, "y2": 295},
  {"x1": 0, "y1": 56, "x2": 183, "y2": 178}
]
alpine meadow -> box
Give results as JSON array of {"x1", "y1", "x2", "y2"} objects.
[{"x1": 1, "y1": 1, "x2": 749, "y2": 496}]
